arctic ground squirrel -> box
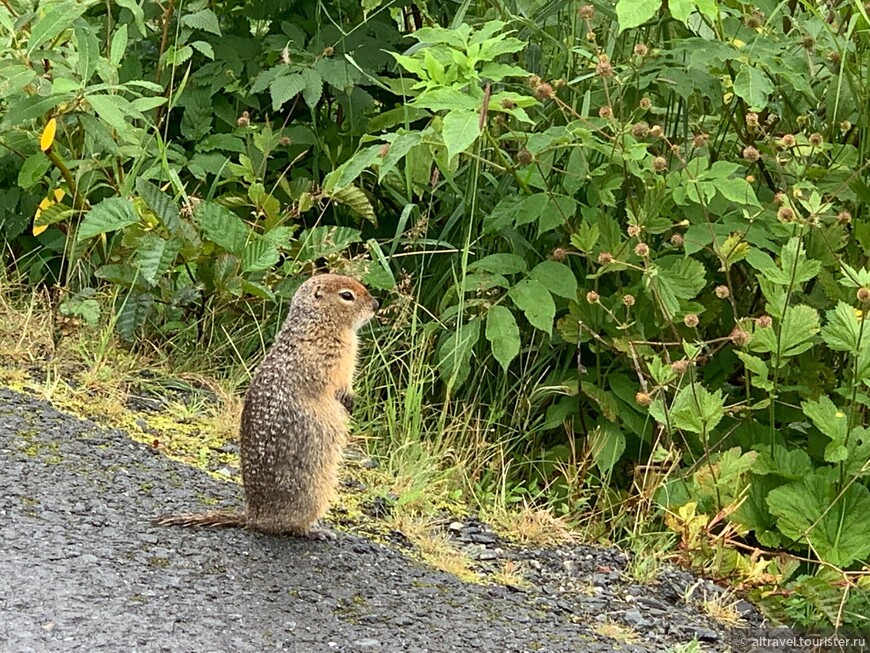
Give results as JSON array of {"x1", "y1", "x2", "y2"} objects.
[{"x1": 154, "y1": 274, "x2": 378, "y2": 539}]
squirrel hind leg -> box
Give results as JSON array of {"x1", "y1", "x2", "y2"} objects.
[{"x1": 152, "y1": 510, "x2": 246, "y2": 529}]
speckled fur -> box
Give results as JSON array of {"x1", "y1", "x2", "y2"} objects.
[{"x1": 154, "y1": 274, "x2": 377, "y2": 536}]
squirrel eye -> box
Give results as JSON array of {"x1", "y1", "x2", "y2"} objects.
[{"x1": 338, "y1": 290, "x2": 355, "y2": 301}]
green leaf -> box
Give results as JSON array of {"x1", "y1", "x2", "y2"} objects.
[
  {"x1": 669, "y1": 383, "x2": 725, "y2": 434},
  {"x1": 767, "y1": 474, "x2": 870, "y2": 567},
  {"x1": 301, "y1": 68, "x2": 323, "y2": 109},
  {"x1": 190, "y1": 40, "x2": 215, "y2": 60},
  {"x1": 646, "y1": 256, "x2": 706, "y2": 319},
  {"x1": 571, "y1": 222, "x2": 600, "y2": 253},
  {"x1": 379, "y1": 131, "x2": 423, "y2": 182},
  {"x1": 116, "y1": 291, "x2": 153, "y2": 341},
  {"x1": 437, "y1": 319, "x2": 481, "y2": 389},
  {"x1": 2, "y1": 94, "x2": 70, "y2": 127},
  {"x1": 181, "y1": 8, "x2": 221, "y2": 35},
  {"x1": 270, "y1": 72, "x2": 305, "y2": 111},
  {"x1": 77, "y1": 197, "x2": 139, "y2": 240},
  {"x1": 109, "y1": 24, "x2": 128, "y2": 67},
  {"x1": 135, "y1": 178, "x2": 180, "y2": 234},
  {"x1": 733, "y1": 64, "x2": 774, "y2": 111},
  {"x1": 242, "y1": 236, "x2": 280, "y2": 273},
  {"x1": 752, "y1": 445, "x2": 814, "y2": 480},
  {"x1": 590, "y1": 423, "x2": 626, "y2": 476},
  {"x1": 485, "y1": 305, "x2": 521, "y2": 371},
  {"x1": 509, "y1": 279, "x2": 555, "y2": 335},
  {"x1": 86, "y1": 94, "x2": 136, "y2": 134},
  {"x1": 325, "y1": 185, "x2": 376, "y2": 223},
  {"x1": 802, "y1": 395, "x2": 850, "y2": 463},
  {"x1": 442, "y1": 109, "x2": 482, "y2": 162},
  {"x1": 74, "y1": 20, "x2": 99, "y2": 83},
  {"x1": 615, "y1": 0, "x2": 661, "y2": 32},
  {"x1": 17, "y1": 153, "x2": 51, "y2": 189},
  {"x1": 196, "y1": 201, "x2": 248, "y2": 255},
  {"x1": 135, "y1": 234, "x2": 181, "y2": 285},
  {"x1": 750, "y1": 304, "x2": 820, "y2": 362},
  {"x1": 115, "y1": 0, "x2": 146, "y2": 36},
  {"x1": 27, "y1": 2, "x2": 88, "y2": 54},
  {"x1": 529, "y1": 261, "x2": 577, "y2": 300},
  {"x1": 469, "y1": 254, "x2": 527, "y2": 275},
  {"x1": 821, "y1": 301, "x2": 864, "y2": 354},
  {"x1": 539, "y1": 196, "x2": 577, "y2": 234}
]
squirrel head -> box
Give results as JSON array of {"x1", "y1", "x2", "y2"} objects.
[{"x1": 293, "y1": 274, "x2": 379, "y2": 331}]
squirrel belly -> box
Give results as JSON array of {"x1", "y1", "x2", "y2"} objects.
[{"x1": 153, "y1": 274, "x2": 378, "y2": 538}]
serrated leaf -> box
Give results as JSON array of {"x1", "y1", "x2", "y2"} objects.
[
  {"x1": 135, "y1": 178, "x2": 180, "y2": 234},
  {"x1": 530, "y1": 261, "x2": 577, "y2": 300},
  {"x1": 437, "y1": 319, "x2": 481, "y2": 389},
  {"x1": 821, "y1": 301, "x2": 864, "y2": 354},
  {"x1": 301, "y1": 68, "x2": 323, "y2": 109},
  {"x1": 469, "y1": 254, "x2": 527, "y2": 275},
  {"x1": 242, "y1": 237, "x2": 280, "y2": 273},
  {"x1": 751, "y1": 445, "x2": 814, "y2": 480},
  {"x1": 18, "y1": 153, "x2": 51, "y2": 189},
  {"x1": 27, "y1": 2, "x2": 88, "y2": 54},
  {"x1": 116, "y1": 291, "x2": 153, "y2": 340},
  {"x1": 325, "y1": 185, "x2": 376, "y2": 223},
  {"x1": 733, "y1": 64, "x2": 774, "y2": 111},
  {"x1": 767, "y1": 474, "x2": 870, "y2": 567},
  {"x1": 669, "y1": 383, "x2": 725, "y2": 434},
  {"x1": 270, "y1": 72, "x2": 305, "y2": 111},
  {"x1": 77, "y1": 197, "x2": 139, "y2": 240},
  {"x1": 442, "y1": 109, "x2": 481, "y2": 162},
  {"x1": 196, "y1": 201, "x2": 248, "y2": 255},
  {"x1": 2, "y1": 94, "x2": 70, "y2": 127},
  {"x1": 509, "y1": 279, "x2": 555, "y2": 335},
  {"x1": 802, "y1": 395, "x2": 849, "y2": 463},
  {"x1": 750, "y1": 304, "x2": 820, "y2": 363},
  {"x1": 646, "y1": 256, "x2": 706, "y2": 319},
  {"x1": 615, "y1": 0, "x2": 661, "y2": 32},
  {"x1": 485, "y1": 305, "x2": 520, "y2": 371},
  {"x1": 87, "y1": 94, "x2": 135, "y2": 133},
  {"x1": 190, "y1": 40, "x2": 214, "y2": 60},
  {"x1": 135, "y1": 234, "x2": 181, "y2": 285},
  {"x1": 181, "y1": 8, "x2": 221, "y2": 35}
]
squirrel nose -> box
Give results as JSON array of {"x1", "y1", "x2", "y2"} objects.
[{"x1": 371, "y1": 298, "x2": 379, "y2": 311}]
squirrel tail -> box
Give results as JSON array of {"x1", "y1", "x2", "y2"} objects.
[{"x1": 152, "y1": 510, "x2": 246, "y2": 529}]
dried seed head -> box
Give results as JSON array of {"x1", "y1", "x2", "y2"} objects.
[
  {"x1": 671, "y1": 359, "x2": 690, "y2": 375},
  {"x1": 809, "y1": 133, "x2": 823, "y2": 146},
  {"x1": 745, "y1": 112, "x2": 759, "y2": 128},
  {"x1": 858, "y1": 287, "x2": 870, "y2": 304},
  {"x1": 596, "y1": 59, "x2": 613, "y2": 78},
  {"x1": 715, "y1": 285, "x2": 730, "y2": 299},
  {"x1": 586, "y1": 290, "x2": 600, "y2": 304},
  {"x1": 578, "y1": 4, "x2": 595, "y2": 19},
  {"x1": 670, "y1": 233, "x2": 684, "y2": 247},
  {"x1": 623, "y1": 294, "x2": 636, "y2": 306},
  {"x1": 653, "y1": 156, "x2": 668, "y2": 172},
  {"x1": 534, "y1": 82, "x2": 555, "y2": 100},
  {"x1": 236, "y1": 111, "x2": 250, "y2": 128},
  {"x1": 781, "y1": 133, "x2": 797, "y2": 148},
  {"x1": 649, "y1": 125, "x2": 664, "y2": 138},
  {"x1": 517, "y1": 148, "x2": 533, "y2": 165},
  {"x1": 634, "y1": 43, "x2": 649, "y2": 57},
  {"x1": 742, "y1": 145, "x2": 760, "y2": 162},
  {"x1": 639, "y1": 97, "x2": 652, "y2": 110},
  {"x1": 683, "y1": 313, "x2": 699, "y2": 328},
  {"x1": 634, "y1": 242, "x2": 650, "y2": 257},
  {"x1": 551, "y1": 247, "x2": 567, "y2": 262},
  {"x1": 841, "y1": 120, "x2": 852, "y2": 132},
  {"x1": 838, "y1": 210, "x2": 852, "y2": 225},
  {"x1": 730, "y1": 327, "x2": 750, "y2": 346},
  {"x1": 598, "y1": 106, "x2": 613, "y2": 119},
  {"x1": 627, "y1": 225, "x2": 641, "y2": 237},
  {"x1": 774, "y1": 192, "x2": 786, "y2": 205},
  {"x1": 777, "y1": 206, "x2": 795, "y2": 222},
  {"x1": 756, "y1": 315, "x2": 773, "y2": 328},
  {"x1": 635, "y1": 391, "x2": 652, "y2": 407},
  {"x1": 746, "y1": 174, "x2": 755, "y2": 183},
  {"x1": 598, "y1": 251, "x2": 614, "y2": 265},
  {"x1": 501, "y1": 98, "x2": 516, "y2": 109},
  {"x1": 829, "y1": 50, "x2": 841, "y2": 66},
  {"x1": 586, "y1": 31, "x2": 597, "y2": 42},
  {"x1": 693, "y1": 133, "x2": 709, "y2": 148},
  {"x1": 322, "y1": 46, "x2": 334, "y2": 57},
  {"x1": 279, "y1": 135, "x2": 291, "y2": 146},
  {"x1": 631, "y1": 121, "x2": 650, "y2": 138},
  {"x1": 802, "y1": 35, "x2": 815, "y2": 50}
]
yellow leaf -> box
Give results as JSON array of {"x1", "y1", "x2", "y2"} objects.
[
  {"x1": 38, "y1": 197, "x2": 52, "y2": 210},
  {"x1": 32, "y1": 223, "x2": 48, "y2": 236},
  {"x1": 53, "y1": 188, "x2": 65, "y2": 202},
  {"x1": 40, "y1": 118, "x2": 57, "y2": 151}
]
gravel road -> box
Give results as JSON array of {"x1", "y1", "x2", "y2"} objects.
[{"x1": 0, "y1": 386, "x2": 761, "y2": 653}]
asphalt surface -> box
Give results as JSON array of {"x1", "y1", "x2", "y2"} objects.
[{"x1": 0, "y1": 386, "x2": 756, "y2": 653}]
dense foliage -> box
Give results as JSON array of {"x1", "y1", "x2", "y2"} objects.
[{"x1": 2, "y1": 0, "x2": 870, "y2": 628}]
